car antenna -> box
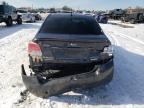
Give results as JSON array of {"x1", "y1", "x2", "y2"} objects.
[{"x1": 70, "y1": 8, "x2": 73, "y2": 35}]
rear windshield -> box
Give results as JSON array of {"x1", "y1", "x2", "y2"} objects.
[{"x1": 39, "y1": 14, "x2": 103, "y2": 35}]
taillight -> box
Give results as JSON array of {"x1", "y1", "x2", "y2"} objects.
[
  {"x1": 103, "y1": 45, "x2": 113, "y2": 56},
  {"x1": 28, "y1": 42, "x2": 42, "y2": 62}
]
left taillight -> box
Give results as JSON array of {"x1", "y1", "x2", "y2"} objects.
[{"x1": 28, "y1": 42, "x2": 43, "y2": 62}]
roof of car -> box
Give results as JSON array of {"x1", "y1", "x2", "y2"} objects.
[{"x1": 49, "y1": 13, "x2": 94, "y2": 20}]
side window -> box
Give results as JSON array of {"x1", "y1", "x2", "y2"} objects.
[
  {"x1": 4, "y1": 6, "x2": 8, "y2": 13},
  {"x1": 13, "y1": 8, "x2": 17, "y2": 13},
  {"x1": 8, "y1": 6, "x2": 12, "y2": 13}
]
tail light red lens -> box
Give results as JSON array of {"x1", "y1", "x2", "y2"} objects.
[{"x1": 28, "y1": 42, "x2": 42, "y2": 62}]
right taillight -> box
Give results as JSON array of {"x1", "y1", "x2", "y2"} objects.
[
  {"x1": 28, "y1": 42, "x2": 42, "y2": 62},
  {"x1": 103, "y1": 45, "x2": 114, "y2": 56}
]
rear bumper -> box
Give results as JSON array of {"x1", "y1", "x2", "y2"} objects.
[
  {"x1": 31, "y1": 57, "x2": 113, "y2": 71},
  {"x1": 22, "y1": 59, "x2": 114, "y2": 98}
]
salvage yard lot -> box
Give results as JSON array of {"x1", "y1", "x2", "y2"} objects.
[{"x1": 0, "y1": 21, "x2": 144, "y2": 108}]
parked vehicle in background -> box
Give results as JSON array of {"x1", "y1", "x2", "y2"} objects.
[
  {"x1": 109, "y1": 9, "x2": 125, "y2": 20},
  {"x1": 33, "y1": 13, "x2": 42, "y2": 20},
  {"x1": 49, "y1": 8, "x2": 56, "y2": 13},
  {"x1": 22, "y1": 13, "x2": 114, "y2": 98},
  {"x1": 0, "y1": 4, "x2": 22, "y2": 26},
  {"x1": 17, "y1": 10, "x2": 36, "y2": 23},
  {"x1": 83, "y1": 11, "x2": 93, "y2": 16},
  {"x1": 96, "y1": 14, "x2": 108, "y2": 24},
  {"x1": 121, "y1": 13, "x2": 144, "y2": 24}
]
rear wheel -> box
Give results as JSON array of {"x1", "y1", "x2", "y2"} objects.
[
  {"x1": 130, "y1": 19, "x2": 135, "y2": 24},
  {"x1": 121, "y1": 17, "x2": 125, "y2": 22},
  {"x1": 138, "y1": 14, "x2": 143, "y2": 21},
  {"x1": 30, "y1": 18, "x2": 34, "y2": 23},
  {"x1": 17, "y1": 17, "x2": 22, "y2": 24},
  {"x1": 6, "y1": 17, "x2": 13, "y2": 26}
]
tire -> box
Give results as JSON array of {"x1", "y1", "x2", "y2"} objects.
[
  {"x1": 30, "y1": 18, "x2": 34, "y2": 23},
  {"x1": 6, "y1": 17, "x2": 13, "y2": 26},
  {"x1": 121, "y1": 17, "x2": 125, "y2": 22},
  {"x1": 17, "y1": 17, "x2": 22, "y2": 25},
  {"x1": 104, "y1": 19, "x2": 108, "y2": 24},
  {"x1": 138, "y1": 14, "x2": 143, "y2": 21},
  {"x1": 130, "y1": 19, "x2": 135, "y2": 24}
]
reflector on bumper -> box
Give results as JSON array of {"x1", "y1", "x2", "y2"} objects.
[{"x1": 21, "y1": 59, "x2": 114, "y2": 98}]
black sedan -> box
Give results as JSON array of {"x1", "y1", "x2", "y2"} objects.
[{"x1": 22, "y1": 13, "x2": 114, "y2": 98}]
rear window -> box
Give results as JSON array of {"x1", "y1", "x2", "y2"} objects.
[
  {"x1": 4, "y1": 6, "x2": 11, "y2": 13},
  {"x1": 39, "y1": 14, "x2": 103, "y2": 35}
]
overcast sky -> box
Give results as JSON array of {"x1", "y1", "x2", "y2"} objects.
[{"x1": 0, "y1": 0, "x2": 144, "y2": 10}]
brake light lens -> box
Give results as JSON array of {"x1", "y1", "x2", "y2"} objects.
[
  {"x1": 28, "y1": 42, "x2": 42, "y2": 62},
  {"x1": 103, "y1": 45, "x2": 113, "y2": 56}
]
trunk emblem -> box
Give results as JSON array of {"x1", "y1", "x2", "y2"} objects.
[{"x1": 69, "y1": 43, "x2": 77, "y2": 47}]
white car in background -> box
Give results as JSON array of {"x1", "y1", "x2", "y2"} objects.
[
  {"x1": 17, "y1": 10, "x2": 36, "y2": 23},
  {"x1": 83, "y1": 11, "x2": 95, "y2": 17}
]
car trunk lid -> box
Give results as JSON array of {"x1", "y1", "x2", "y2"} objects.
[{"x1": 35, "y1": 33, "x2": 110, "y2": 63}]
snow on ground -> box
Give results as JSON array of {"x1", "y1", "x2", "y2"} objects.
[
  {"x1": 0, "y1": 21, "x2": 144, "y2": 108},
  {"x1": 0, "y1": 22, "x2": 41, "y2": 108}
]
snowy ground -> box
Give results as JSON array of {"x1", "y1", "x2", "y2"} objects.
[{"x1": 0, "y1": 21, "x2": 144, "y2": 108}]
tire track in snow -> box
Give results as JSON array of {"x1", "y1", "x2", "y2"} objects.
[
  {"x1": 101, "y1": 24, "x2": 144, "y2": 107},
  {"x1": 114, "y1": 32, "x2": 144, "y2": 45},
  {"x1": 104, "y1": 30, "x2": 120, "y2": 46},
  {"x1": 101, "y1": 24, "x2": 144, "y2": 46}
]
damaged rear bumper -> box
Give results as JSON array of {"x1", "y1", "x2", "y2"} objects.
[{"x1": 21, "y1": 59, "x2": 114, "y2": 98}]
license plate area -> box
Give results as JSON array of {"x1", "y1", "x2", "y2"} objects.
[{"x1": 52, "y1": 47, "x2": 89, "y2": 59}]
